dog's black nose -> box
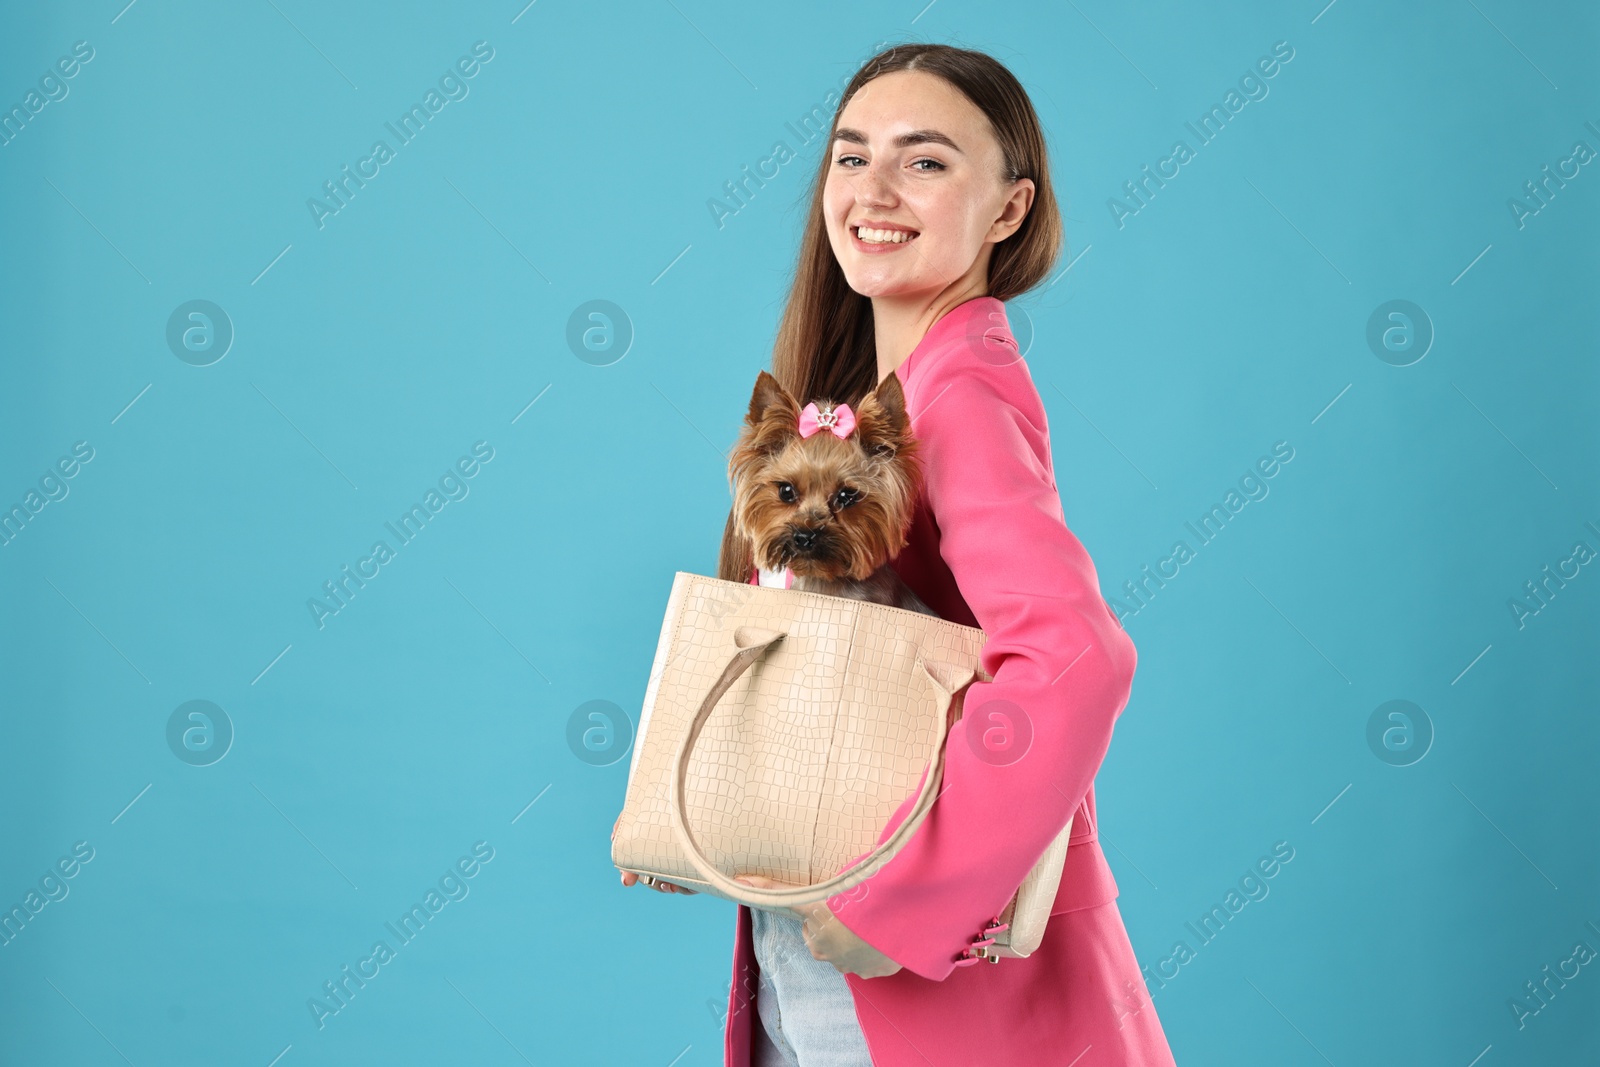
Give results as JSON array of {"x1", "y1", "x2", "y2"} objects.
[{"x1": 792, "y1": 528, "x2": 820, "y2": 550}]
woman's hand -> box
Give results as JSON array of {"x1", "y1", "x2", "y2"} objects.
[
  {"x1": 619, "y1": 870, "x2": 698, "y2": 894},
  {"x1": 733, "y1": 874, "x2": 903, "y2": 979},
  {"x1": 614, "y1": 814, "x2": 697, "y2": 894}
]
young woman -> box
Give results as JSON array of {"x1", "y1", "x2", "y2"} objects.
[{"x1": 622, "y1": 42, "x2": 1177, "y2": 1066}]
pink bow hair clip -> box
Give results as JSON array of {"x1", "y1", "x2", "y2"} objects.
[{"x1": 797, "y1": 401, "x2": 856, "y2": 439}]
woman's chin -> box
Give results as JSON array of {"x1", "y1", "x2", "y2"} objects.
[{"x1": 841, "y1": 274, "x2": 930, "y2": 300}]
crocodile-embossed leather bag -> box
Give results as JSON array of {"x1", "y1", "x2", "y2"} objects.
[{"x1": 611, "y1": 570, "x2": 1073, "y2": 961}]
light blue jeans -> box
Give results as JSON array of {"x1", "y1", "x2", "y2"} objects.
[{"x1": 749, "y1": 906, "x2": 875, "y2": 1066}]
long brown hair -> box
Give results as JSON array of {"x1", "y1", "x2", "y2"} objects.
[{"x1": 717, "y1": 43, "x2": 1063, "y2": 582}]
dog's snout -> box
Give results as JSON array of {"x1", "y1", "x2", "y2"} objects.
[{"x1": 791, "y1": 528, "x2": 821, "y2": 550}]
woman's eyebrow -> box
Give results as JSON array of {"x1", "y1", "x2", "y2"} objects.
[{"x1": 833, "y1": 127, "x2": 963, "y2": 153}]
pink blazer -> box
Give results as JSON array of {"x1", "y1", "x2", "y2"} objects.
[{"x1": 725, "y1": 296, "x2": 1150, "y2": 1065}]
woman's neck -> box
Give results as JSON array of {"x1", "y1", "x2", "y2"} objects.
[{"x1": 872, "y1": 281, "x2": 989, "y2": 385}]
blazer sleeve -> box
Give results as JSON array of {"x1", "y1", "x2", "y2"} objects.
[{"x1": 822, "y1": 360, "x2": 1139, "y2": 982}]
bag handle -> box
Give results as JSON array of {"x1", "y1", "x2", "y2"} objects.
[{"x1": 668, "y1": 623, "x2": 976, "y2": 908}]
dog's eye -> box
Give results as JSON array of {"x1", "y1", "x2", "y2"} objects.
[
  {"x1": 833, "y1": 487, "x2": 862, "y2": 509},
  {"x1": 776, "y1": 482, "x2": 796, "y2": 503}
]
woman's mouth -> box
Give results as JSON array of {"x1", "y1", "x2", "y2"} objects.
[{"x1": 851, "y1": 223, "x2": 921, "y2": 252}]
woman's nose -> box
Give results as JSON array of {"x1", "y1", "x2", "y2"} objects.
[{"x1": 854, "y1": 161, "x2": 898, "y2": 204}]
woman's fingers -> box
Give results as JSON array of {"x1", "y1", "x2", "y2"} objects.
[
  {"x1": 619, "y1": 870, "x2": 697, "y2": 894},
  {"x1": 616, "y1": 819, "x2": 695, "y2": 892},
  {"x1": 731, "y1": 875, "x2": 902, "y2": 976},
  {"x1": 650, "y1": 880, "x2": 696, "y2": 894},
  {"x1": 733, "y1": 874, "x2": 806, "y2": 921},
  {"x1": 734, "y1": 874, "x2": 792, "y2": 888}
]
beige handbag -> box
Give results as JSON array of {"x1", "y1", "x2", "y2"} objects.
[{"x1": 612, "y1": 571, "x2": 1073, "y2": 961}]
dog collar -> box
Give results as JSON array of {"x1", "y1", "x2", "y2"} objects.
[{"x1": 753, "y1": 565, "x2": 793, "y2": 588}]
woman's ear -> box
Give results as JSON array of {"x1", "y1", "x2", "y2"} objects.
[{"x1": 992, "y1": 177, "x2": 1035, "y2": 242}]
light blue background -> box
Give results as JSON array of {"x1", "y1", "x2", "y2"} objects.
[{"x1": 2, "y1": 1, "x2": 1596, "y2": 1064}]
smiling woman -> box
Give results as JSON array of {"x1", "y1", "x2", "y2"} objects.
[
  {"x1": 696, "y1": 42, "x2": 1178, "y2": 1067},
  {"x1": 817, "y1": 68, "x2": 1043, "y2": 386}
]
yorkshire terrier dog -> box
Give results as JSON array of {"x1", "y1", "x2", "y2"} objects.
[{"x1": 725, "y1": 370, "x2": 937, "y2": 617}]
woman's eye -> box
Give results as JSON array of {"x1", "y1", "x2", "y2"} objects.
[
  {"x1": 777, "y1": 482, "x2": 796, "y2": 503},
  {"x1": 834, "y1": 154, "x2": 943, "y2": 172}
]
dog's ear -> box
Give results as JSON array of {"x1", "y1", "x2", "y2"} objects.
[
  {"x1": 854, "y1": 372, "x2": 913, "y2": 460},
  {"x1": 745, "y1": 370, "x2": 797, "y2": 424},
  {"x1": 741, "y1": 370, "x2": 800, "y2": 454}
]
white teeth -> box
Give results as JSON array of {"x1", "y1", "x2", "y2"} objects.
[{"x1": 856, "y1": 226, "x2": 916, "y2": 244}]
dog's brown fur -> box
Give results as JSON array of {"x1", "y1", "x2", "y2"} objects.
[{"x1": 722, "y1": 370, "x2": 935, "y2": 615}]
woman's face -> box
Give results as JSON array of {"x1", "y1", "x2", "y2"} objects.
[{"x1": 823, "y1": 70, "x2": 1034, "y2": 302}]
